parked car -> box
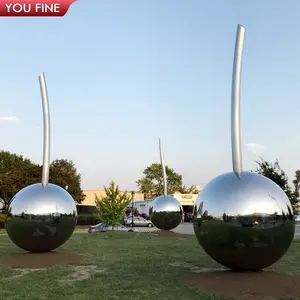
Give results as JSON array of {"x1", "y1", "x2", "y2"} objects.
[
  {"x1": 88, "y1": 223, "x2": 107, "y2": 233},
  {"x1": 125, "y1": 216, "x2": 153, "y2": 227},
  {"x1": 88, "y1": 222, "x2": 139, "y2": 233}
]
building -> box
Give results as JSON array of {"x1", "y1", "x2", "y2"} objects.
[
  {"x1": 80, "y1": 189, "x2": 145, "y2": 207},
  {"x1": 80, "y1": 189, "x2": 200, "y2": 216},
  {"x1": 130, "y1": 193, "x2": 199, "y2": 215}
]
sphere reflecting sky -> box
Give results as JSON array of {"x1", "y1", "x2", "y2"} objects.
[
  {"x1": 149, "y1": 195, "x2": 183, "y2": 230},
  {"x1": 5, "y1": 183, "x2": 77, "y2": 253},
  {"x1": 193, "y1": 171, "x2": 295, "y2": 271}
]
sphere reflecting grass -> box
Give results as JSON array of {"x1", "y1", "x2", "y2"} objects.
[
  {"x1": 5, "y1": 183, "x2": 77, "y2": 253},
  {"x1": 193, "y1": 171, "x2": 295, "y2": 271},
  {"x1": 149, "y1": 195, "x2": 183, "y2": 230}
]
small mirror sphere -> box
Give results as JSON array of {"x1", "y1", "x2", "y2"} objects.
[{"x1": 149, "y1": 195, "x2": 183, "y2": 230}]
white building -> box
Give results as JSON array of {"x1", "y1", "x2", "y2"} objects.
[{"x1": 129, "y1": 193, "x2": 198, "y2": 215}]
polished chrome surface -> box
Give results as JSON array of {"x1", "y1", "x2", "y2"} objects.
[
  {"x1": 149, "y1": 195, "x2": 183, "y2": 230},
  {"x1": 5, "y1": 183, "x2": 77, "y2": 252},
  {"x1": 193, "y1": 171, "x2": 295, "y2": 271},
  {"x1": 231, "y1": 24, "x2": 245, "y2": 179},
  {"x1": 159, "y1": 138, "x2": 167, "y2": 197},
  {"x1": 193, "y1": 24, "x2": 295, "y2": 271},
  {"x1": 39, "y1": 73, "x2": 50, "y2": 188},
  {"x1": 6, "y1": 73, "x2": 77, "y2": 253}
]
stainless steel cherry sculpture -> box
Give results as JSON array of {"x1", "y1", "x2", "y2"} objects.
[
  {"x1": 149, "y1": 139, "x2": 183, "y2": 230},
  {"x1": 5, "y1": 73, "x2": 77, "y2": 253},
  {"x1": 193, "y1": 24, "x2": 295, "y2": 271}
]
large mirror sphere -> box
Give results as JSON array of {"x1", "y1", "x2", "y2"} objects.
[
  {"x1": 193, "y1": 171, "x2": 295, "y2": 271},
  {"x1": 149, "y1": 195, "x2": 183, "y2": 230},
  {"x1": 5, "y1": 183, "x2": 78, "y2": 253}
]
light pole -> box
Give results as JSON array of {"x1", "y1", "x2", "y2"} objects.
[{"x1": 131, "y1": 191, "x2": 135, "y2": 227}]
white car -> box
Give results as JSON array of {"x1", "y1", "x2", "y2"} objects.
[
  {"x1": 88, "y1": 223, "x2": 139, "y2": 233},
  {"x1": 125, "y1": 216, "x2": 154, "y2": 227}
]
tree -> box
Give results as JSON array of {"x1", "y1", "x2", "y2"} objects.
[
  {"x1": 94, "y1": 181, "x2": 131, "y2": 228},
  {"x1": 0, "y1": 150, "x2": 41, "y2": 202},
  {"x1": 0, "y1": 151, "x2": 85, "y2": 204},
  {"x1": 49, "y1": 159, "x2": 85, "y2": 203},
  {"x1": 137, "y1": 163, "x2": 183, "y2": 198},
  {"x1": 177, "y1": 185, "x2": 200, "y2": 194},
  {"x1": 292, "y1": 170, "x2": 300, "y2": 201},
  {"x1": 254, "y1": 157, "x2": 298, "y2": 210}
]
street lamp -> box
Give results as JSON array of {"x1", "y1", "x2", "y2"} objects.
[{"x1": 131, "y1": 191, "x2": 135, "y2": 227}]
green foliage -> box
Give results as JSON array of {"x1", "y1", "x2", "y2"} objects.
[
  {"x1": 49, "y1": 159, "x2": 86, "y2": 203},
  {"x1": 150, "y1": 211, "x2": 182, "y2": 230},
  {"x1": 292, "y1": 170, "x2": 300, "y2": 201},
  {"x1": 136, "y1": 163, "x2": 183, "y2": 198},
  {"x1": 177, "y1": 184, "x2": 200, "y2": 194},
  {"x1": 0, "y1": 150, "x2": 41, "y2": 202},
  {"x1": 0, "y1": 150, "x2": 85, "y2": 204},
  {"x1": 254, "y1": 157, "x2": 298, "y2": 211},
  {"x1": 95, "y1": 181, "x2": 131, "y2": 228}
]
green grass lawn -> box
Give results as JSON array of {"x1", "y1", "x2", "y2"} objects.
[
  {"x1": 0, "y1": 225, "x2": 89, "y2": 233},
  {"x1": 1, "y1": 232, "x2": 300, "y2": 300}
]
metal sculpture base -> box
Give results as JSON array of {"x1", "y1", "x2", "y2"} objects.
[
  {"x1": 193, "y1": 171, "x2": 295, "y2": 271},
  {"x1": 149, "y1": 195, "x2": 183, "y2": 231},
  {"x1": 5, "y1": 183, "x2": 77, "y2": 253}
]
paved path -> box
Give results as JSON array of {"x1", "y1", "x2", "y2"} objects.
[
  {"x1": 1, "y1": 224, "x2": 300, "y2": 238},
  {"x1": 171, "y1": 223, "x2": 194, "y2": 235},
  {"x1": 172, "y1": 223, "x2": 300, "y2": 239},
  {"x1": 76, "y1": 223, "x2": 300, "y2": 238},
  {"x1": 294, "y1": 226, "x2": 300, "y2": 239}
]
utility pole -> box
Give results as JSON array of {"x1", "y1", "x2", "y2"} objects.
[{"x1": 131, "y1": 191, "x2": 135, "y2": 227}]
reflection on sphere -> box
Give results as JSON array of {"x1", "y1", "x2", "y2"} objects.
[
  {"x1": 0, "y1": 199, "x2": 4, "y2": 211},
  {"x1": 193, "y1": 171, "x2": 295, "y2": 271},
  {"x1": 149, "y1": 195, "x2": 183, "y2": 230},
  {"x1": 5, "y1": 183, "x2": 77, "y2": 253}
]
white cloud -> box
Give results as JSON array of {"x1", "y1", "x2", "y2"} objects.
[
  {"x1": 0, "y1": 116, "x2": 19, "y2": 122},
  {"x1": 245, "y1": 143, "x2": 266, "y2": 155}
]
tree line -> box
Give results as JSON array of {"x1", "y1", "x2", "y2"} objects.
[
  {"x1": 254, "y1": 157, "x2": 300, "y2": 211},
  {"x1": 0, "y1": 150, "x2": 85, "y2": 206},
  {"x1": 136, "y1": 163, "x2": 200, "y2": 198},
  {"x1": 94, "y1": 158, "x2": 300, "y2": 228},
  {"x1": 0, "y1": 151, "x2": 199, "y2": 206},
  {"x1": 1, "y1": 149, "x2": 300, "y2": 229}
]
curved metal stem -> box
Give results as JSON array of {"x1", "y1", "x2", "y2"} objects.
[
  {"x1": 39, "y1": 73, "x2": 50, "y2": 188},
  {"x1": 159, "y1": 138, "x2": 167, "y2": 197},
  {"x1": 231, "y1": 24, "x2": 245, "y2": 179}
]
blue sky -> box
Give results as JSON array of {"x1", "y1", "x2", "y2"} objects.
[{"x1": 1, "y1": 0, "x2": 300, "y2": 191}]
